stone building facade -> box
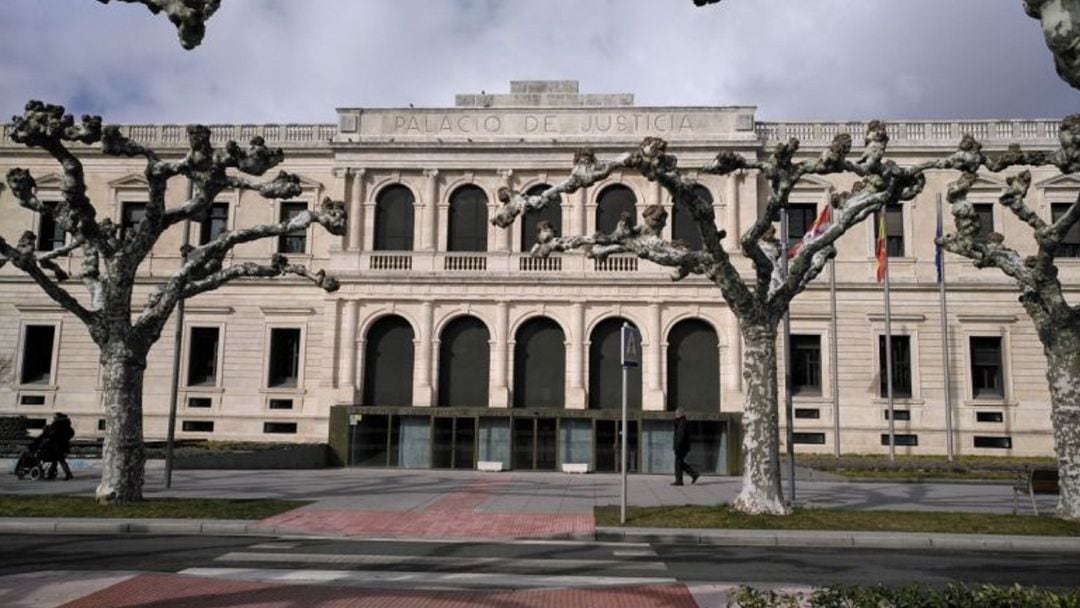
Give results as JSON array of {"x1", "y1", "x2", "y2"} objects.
[{"x1": 1, "y1": 81, "x2": 1075, "y2": 472}]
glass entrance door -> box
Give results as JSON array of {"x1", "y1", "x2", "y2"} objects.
[
  {"x1": 511, "y1": 417, "x2": 558, "y2": 471},
  {"x1": 432, "y1": 417, "x2": 476, "y2": 470},
  {"x1": 594, "y1": 419, "x2": 638, "y2": 473}
]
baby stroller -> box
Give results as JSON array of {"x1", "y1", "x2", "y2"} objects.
[{"x1": 14, "y1": 435, "x2": 50, "y2": 480}]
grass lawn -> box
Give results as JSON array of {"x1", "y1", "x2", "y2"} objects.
[
  {"x1": 795, "y1": 453, "x2": 1056, "y2": 481},
  {"x1": 595, "y1": 504, "x2": 1080, "y2": 536},
  {"x1": 0, "y1": 495, "x2": 307, "y2": 519}
]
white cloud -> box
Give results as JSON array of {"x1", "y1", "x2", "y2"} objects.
[{"x1": 0, "y1": 0, "x2": 1075, "y2": 124}]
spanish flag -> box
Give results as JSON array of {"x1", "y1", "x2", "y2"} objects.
[{"x1": 875, "y1": 211, "x2": 888, "y2": 283}]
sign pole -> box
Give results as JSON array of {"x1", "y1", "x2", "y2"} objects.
[
  {"x1": 779, "y1": 209, "x2": 795, "y2": 504},
  {"x1": 620, "y1": 323, "x2": 639, "y2": 526}
]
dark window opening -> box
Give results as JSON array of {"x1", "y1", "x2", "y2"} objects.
[
  {"x1": 447, "y1": 185, "x2": 488, "y2": 252},
  {"x1": 269, "y1": 399, "x2": 294, "y2": 410},
  {"x1": 794, "y1": 408, "x2": 820, "y2": 419},
  {"x1": 783, "y1": 203, "x2": 818, "y2": 242},
  {"x1": 267, "y1": 328, "x2": 302, "y2": 388},
  {"x1": 666, "y1": 319, "x2": 719, "y2": 413},
  {"x1": 362, "y1": 316, "x2": 415, "y2": 407},
  {"x1": 973, "y1": 203, "x2": 995, "y2": 240},
  {"x1": 671, "y1": 185, "x2": 712, "y2": 250},
  {"x1": 97, "y1": 419, "x2": 106, "y2": 431},
  {"x1": 971, "y1": 336, "x2": 1004, "y2": 399},
  {"x1": 874, "y1": 204, "x2": 905, "y2": 257},
  {"x1": 278, "y1": 202, "x2": 307, "y2": 253},
  {"x1": 976, "y1": 411, "x2": 1004, "y2": 423},
  {"x1": 374, "y1": 185, "x2": 415, "y2": 251},
  {"x1": 437, "y1": 316, "x2": 490, "y2": 407},
  {"x1": 186, "y1": 327, "x2": 220, "y2": 386},
  {"x1": 20, "y1": 325, "x2": 56, "y2": 385},
  {"x1": 182, "y1": 420, "x2": 214, "y2": 432},
  {"x1": 521, "y1": 184, "x2": 562, "y2": 252},
  {"x1": 187, "y1": 397, "x2": 212, "y2": 409},
  {"x1": 37, "y1": 208, "x2": 66, "y2": 251},
  {"x1": 120, "y1": 202, "x2": 147, "y2": 241},
  {"x1": 264, "y1": 421, "x2": 298, "y2": 434},
  {"x1": 974, "y1": 436, "x2": 1012, "y2": 449},
  {"x1": 1052, "y1": 203, "x2": 1080, "y2": 257},
  {"x1": 878, "y1": 335, "x2": 913, "y2": 398},
  {"x1": 513, "y1": 317, "x2": 565, "y2": 408},
  {"x1": 884, "y1": 409, "x2": 911, "y2": 421},
  {"x1": 791, "y1": 334, "x2": 822, "y2": 396},
  {"x1": 881, "y1": 433, "x2": 918, "y2": 446},
  {"x1": 26, "y1": 418, "x2": 47, "y2": 430},
  {"x1": 198, "y1": 202, "x2": 229, "y2": 245},
  {"x1": 596, "y1": 185, "x2": 637, "y2": 234},
  {"x1": 792, "y1": 432, "x2": 826, "y2": 444},
  {"x1": 20, "y1": 395, "x2": 46, "y2": 406}
]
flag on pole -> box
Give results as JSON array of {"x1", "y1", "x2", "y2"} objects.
[
  {"x1": 935, "y1": 202, "x2": 945, "y2": 284},
  {"x1": 875, "y1": 211, "x2": 888, "y2": 283},
  {"x1": 787, "y1": 205, "x2": 833, "y2": 259}
]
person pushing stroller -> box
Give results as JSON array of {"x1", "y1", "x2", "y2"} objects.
[{"x1": 15, "y1": 413, "x2": 74, "y2": 480}]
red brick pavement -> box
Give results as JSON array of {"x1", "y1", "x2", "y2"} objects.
[
  {"x1": 61, "y1": 573, "x2": 698, "y2": 607},
  {"x1": 260, "y1": 478, "x2": 596, "y2": 539}
]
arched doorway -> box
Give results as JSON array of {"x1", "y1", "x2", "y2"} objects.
[
  {"x1": 513, "y1": 317, "x2": 565, "y2": 408},
  {"x1": 373, "y1": 185, "x2": 415, "y2": 251},
  {"x1": 438, "y1": 315, "x2": 490, "y2": 406},
  {"x1": 666, "y1": 318, "x2": 719, "y2": 413},
  {"x1": 595, "y1": 185, "x2": 637, "y2": 234},
  {"x1": 361, "y1": 315, "x2": 414, "y2": 406},
  {"x1": 448, "y1": 185, "x2": 488, "y2": 251}
]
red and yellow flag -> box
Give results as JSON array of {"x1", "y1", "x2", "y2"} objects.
[
  {"x1": 787, "y1": 205, "x2": 832, "y2": 259},
  {"x1": 875, "y1": 211, "x2": 888, "y2": 283}
]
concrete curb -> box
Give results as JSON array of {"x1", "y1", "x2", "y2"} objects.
[
  {"x1": 595, "y1": 526, "x2": 1080, "y2": 553},
  {"x1": 2, "y1": 517, "x2": 1079, "y2": 553}
]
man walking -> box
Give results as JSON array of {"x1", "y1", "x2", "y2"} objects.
[{"x1": 672, "y1": 408, "x2": 698, "y2": 486}]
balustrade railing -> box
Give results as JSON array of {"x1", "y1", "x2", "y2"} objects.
[
  {"x1": 444, "y1": 255, "x2": 487, "y2": 271},
  {"x1": 519, "y1": 256, "x2": 561, "y2": 272},
  {"x1": 757, "y1": 119, "x2": 1060, "y2": 146},
  {"x1": 370, "y1": 254, "x2": 412, "y2": 271}
]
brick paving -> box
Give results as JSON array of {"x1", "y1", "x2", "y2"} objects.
[
  {"x1": 260, "y1": 478, "x2": 596, "y2": 539},
  {"x1": 61, "y1": 573, "x2": 698, "y2": 608}
]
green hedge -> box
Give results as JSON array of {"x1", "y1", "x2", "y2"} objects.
[
  {"x1": 728, "y1": 584, "x2": 1080, "y2": 607},
  {"x1": 0, "y1": 415, "x2": 28, "y2": 441}
]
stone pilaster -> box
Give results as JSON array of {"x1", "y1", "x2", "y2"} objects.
[
  {"x1": 422, "y1": 169, "x2": 440, "y2": 251},
  {"x1": 490, "y1": 300, "x2": 510, "y2": 407},
  {"x1": 496, "y1": 170, "x2": 514, "y2": 252},
  {"x1": 347, "y1": 168, "x2": 366, "y2": 251},
  {"x1": 724, "y1": 172, "x2": 741, "y2": 251},
  {"x1": 645, "y1": 302, "x2": 666, "y2": 410},
  {"x1": 414, "y1": 300, "x2": 434, "y2": 406},
  {"x1": 339, "y1": 300, "x2": 359, "y2": 403},
  {"x1": 567, "y1": 302, "x2": 588, "y2": 409}
]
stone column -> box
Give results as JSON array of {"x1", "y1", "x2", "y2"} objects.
[
  {"x1": 339, "y1": 300, "x2": 359, "y2": 402},
  {"x1": 645, "y1": 302, "x2": 666, "y2": 410},
  {"x1": 724, "y1": 172, "x2": 741, "y2": 251},
  {"x1": 496, "y1": 170, "x2": 514, "y2": 252},
  {"x1": 348, "y1": 169, "x2": 366, "y2": 251},
  {"x1": 567, "y1": 302, "x2": 588, "y2": 409},
  {"x1": 422, "y1": 169, "x2": 440, "y2": 251},
  {"x1": 490, "y1": 300, "x2": 510, "y2": 407},
  {"x1": 574, "y1": 188, "x2": 588, "y2": 236},
  {"x1": 414, "y1": 300, "x2": 434, "y2": 406}
]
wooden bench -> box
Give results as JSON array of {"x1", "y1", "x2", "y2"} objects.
[{"x1": 1012, "y1": 467, "x2": 1059, "y2": 516}]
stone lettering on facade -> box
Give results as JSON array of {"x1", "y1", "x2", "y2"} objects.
[{"x1": 376, "y1": 110, "x2": 706, "y2": 139}]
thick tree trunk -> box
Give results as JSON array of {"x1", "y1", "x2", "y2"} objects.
[
  {"x1": 95, "y1": 345, "x2": 147, "y2": 503},
  {"x1": 1044, "y1": 326, "x2": 1080, "y2": 520},
  {"x1": 731, "y1": 319, "x2": 790, "y2": 515}
]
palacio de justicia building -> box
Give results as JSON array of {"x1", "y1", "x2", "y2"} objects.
[{"x1": 1, "y1": 81, "x2": 1075, "y2": 474}]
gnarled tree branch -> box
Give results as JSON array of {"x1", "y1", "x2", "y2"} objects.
[{"x1": 95, "y1": 0, "x2": 221, "y2": 49}]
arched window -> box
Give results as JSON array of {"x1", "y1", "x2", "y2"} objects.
[
  {"x1": 672, "y1": 185, "x2": 712, "y2": 250},
  {"x1": 589, "y1": 317, "x2": 641, "y2": 410},
  {"x1": 374, "y1": 185, "x2": 415, "y2": 251},
  {"x1": 667, "y1": 319, "x2": 719, "y2": 413},
  {"x1": 362, "y1": 315, "x2": 414, "y2": 406},
  {"x1": 513, "y1": 317, "x2": 565, "y2": 408},
  {"x1": 521, "y1": 184, "x2": 562, "y2": 251},
  {"x1": 448, "y1": 185, "x2": 488, "y2": 252},
  {"x1": 438, "y1": 316, "x2": 490, "y2": 407},
  {"x1": 595, "y1": 185, "x2": 636, "y2": 234}
]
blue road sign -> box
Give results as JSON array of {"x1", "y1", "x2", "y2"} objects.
[{"x1": 621, "y1": 323, "x2": 641, "y2": 368}]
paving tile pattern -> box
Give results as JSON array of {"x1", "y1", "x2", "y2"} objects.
[
  {"x1": 260, "y1": 478, "x2": 596, "y2": 539},
  {"x1": 61, "y1": 573, "x2": 698, "y2": 608}
]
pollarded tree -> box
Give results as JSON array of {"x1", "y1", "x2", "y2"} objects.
[
  {"x1": 939, "y1": 119, "x2": 1080, "y2": 519},
  {"x1": 0, "y1": 101, "x2": 345, "y2": 503},
  {"x1": 493, "y1": 127, "x2": 928, "y2": 514},
  {"x1": 95, "y1": 0, "x2": 220, "y2": 49}
]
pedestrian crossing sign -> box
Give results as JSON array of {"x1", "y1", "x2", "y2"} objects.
[{"x1": 621, "y1": 324, "x2": 641, "y2": 368}]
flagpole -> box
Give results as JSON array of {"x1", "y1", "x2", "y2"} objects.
[
  {"x1": 937, "y1": 195, "x2": 955, "y2": 461},
  {"x1": 830, "y1": 257, "x2": 841, "y2": 458},
  {"x1": 882, "y1": 214, "x2": 896, "y2": 463},
  {"x1": 780, "y1": 208, "x2": 795, "y2": 504}
]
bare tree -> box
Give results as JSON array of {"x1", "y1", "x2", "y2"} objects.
[
  {"x1": 494, "y1": 128, "x2": 932, "y2": 514},
  {"x1": 95, "y1": 0, "x2": 220, "y2": 49},
  {"x1": 0, "y1": 101, "x2": 345, "y2": 503},
  {"x1": 0, "y1": 353, "x2": 12, "y2": 385}
]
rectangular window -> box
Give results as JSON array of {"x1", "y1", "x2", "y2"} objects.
[
  {"x1": 1051, "y1": 203, "x2": 1080, "y2": 257},
  {"x1": 792, "y1": 432, "x2": 826, "y2": 445},
  {"x1": 186, "y1": 327, "x2": 220, "y2": 386},
  {"x1": 98, "y1": 419, "x2": 106, "y2": 431},
  {"x1": 884, "y1": 409, "x2": 911, "y2": 421},
  {"x1": 182, "y1": 420, "x2": 214, "y2": 433},
  {"x1": 974, "y1": 436, "x2": 1012, "y2": 449},
  {"x1": 187, "y1": 397, "x2": 212, "y2": 409},
  {"x1": 794, "y1": 408, "x2": 820, "y2": 419},
  {"x1": 874, "y1": 204, "x2": 905, "y2": 257},
  {"x1": 783, "y1": 203, "x2": 818, "y2": 241},
  {"x1": 278, "y1": 202, "x2": 307, "y2": 254},
  {"x1": 790, "y1": 334, "x2": 822, "y2": 396},
  {"x1": 20, "y1": 394, "x2": 47, "y2": 405},
  {"x1": 269, "y1": 398, "x2": 294, "y2": 410},
  {"x1": 973, "y1": 203, "x2": 995, "y2": 240},
  {"x1": 881, "y1": 434, "x2": 918, "y2": 446},
  {"x1": 970, "y1": 336, "x2": 1004, "y2": 399},
  {"x1": 121, "y1": 202, "x2": 147, "y2": 240},
  {"x1": 878, "y1": 335, "x2": 912, "y2": 398},
  {"x1": 267, "y1": 328, "x2": 302, "y2": 388},
  {"x1": 36, "y1": 208, "x2": 66, "y2": 252},
  {"x1": 264, "y1": 421, "x2": 298, "y2": 434},
  {"x1": 976, "y1": 411, "x2": 1004, "y2": 423},
  {"x1": 20, "y1": 325, "x2": 56, "y2": 385},
  {"x1": 198, "y1": 202, "x2": 229, "y2": 245}
]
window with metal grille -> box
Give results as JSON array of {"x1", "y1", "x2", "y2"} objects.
[
  {"x1": 874, "y1": 204, "x2": 904, "y2": 257},
  {"x1": 791, "y1": 334, "x2": 821, "y2": 396},
  {"x1": 878, "y1": 335, "x2": 912, "y2": 398},
  {"x1": 267, "y1": 328, "x2": 301, "y2": 388},
  {"x1": 277, "y1": 202, "x2": 307, "y2": 253},
  {"x1": 970, "y1": 336, "x2": 1004, "y2": 399}
]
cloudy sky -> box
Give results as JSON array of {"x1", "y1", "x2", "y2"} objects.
[{"x1": 0, "y1": 0, "x2": 1076, "y2": 125}]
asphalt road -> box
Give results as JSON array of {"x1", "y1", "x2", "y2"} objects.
[{"x1": 2, "y1": 533, "x2": 1079, "y2": 591}]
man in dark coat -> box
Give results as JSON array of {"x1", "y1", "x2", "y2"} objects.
[
  {"x1": 40, "y1": 413, "x2": 74, "y2": 480},
  {"x1": 672, "y1": 408, "x2": 699, "y2": 486}
]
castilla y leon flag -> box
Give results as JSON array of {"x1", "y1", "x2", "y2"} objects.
[
  {"x1": 875, "y1": 211, "x2": 888, "y2": 283},
  {"x1": 787, "y1": 205, "x2": 833, "y2": 259}
]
